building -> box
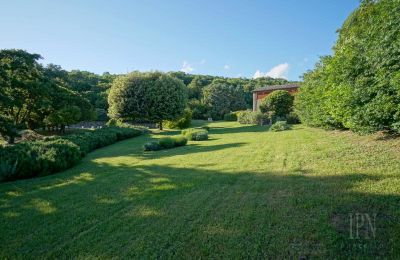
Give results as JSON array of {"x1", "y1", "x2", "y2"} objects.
[{"x1": 252, "y1": 83, "x2": 300, "y2": 111}]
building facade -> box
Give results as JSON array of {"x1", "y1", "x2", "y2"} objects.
[{"x1": 252, "y1": 84, "x2": 299, "y2": 111}]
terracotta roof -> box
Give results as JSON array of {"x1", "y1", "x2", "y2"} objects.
[{"x1": 253, "y1": 83, "x2": 300, "y2": 92}]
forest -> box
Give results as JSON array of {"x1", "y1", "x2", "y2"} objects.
[{"x1": 0, "y1": 49, "x2": 292, "y2": 143}]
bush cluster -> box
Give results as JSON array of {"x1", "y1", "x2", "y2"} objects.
[
  {"x1": 181, "y1": 128, "x2": 208, "y2": 141},
  {"x1": 0, "y1": 126, "x2": 143, "y2": 182},
  {"x1": 270, "y1": 121, "x2": 291, "y2": 132},
  {"x1": 237, "y1": 110, "x2": 267, "y2": 125},
  {"x1": 223, "y1": 112, "x2": 238, "y2": 121},
  {"x1": 143, "y1": 135, "x2": 188, "y2": 151}
]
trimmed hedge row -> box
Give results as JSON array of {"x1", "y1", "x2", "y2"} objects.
[
  {"x1": 143, "y1": 135, "x2": 188, "y2": 151},
  {"x1": 0, "y1": 126, "x2": 143, "y2": 182}
]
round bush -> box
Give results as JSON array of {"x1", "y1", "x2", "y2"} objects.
[
  {"x1": 143, "y1": 141, "x2": 161, "y2": 151},
  {"x1": 158, "y1": 137, "x2": 176, "y2": 149},
  {"x1": 182, "y1": 128, "x2": 209, "y2": 141},
  {"x1": 173, "y1": 135, "x2": 188, "y2": 146},
  {"x1": 270, "y1": 121, "x2": 291, "y2": 132}
]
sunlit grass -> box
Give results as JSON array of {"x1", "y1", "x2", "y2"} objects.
[{"x1": 0, "y1": 121, "x2": 399, "y2": 258}]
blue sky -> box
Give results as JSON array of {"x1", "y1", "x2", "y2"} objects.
[{"x1": 0, "y1": 0, "x2": 359, "y2": 80}]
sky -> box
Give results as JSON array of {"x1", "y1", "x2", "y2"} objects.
[{"x1": 0, "y1": 0, "x2": 360, "y2": 81}]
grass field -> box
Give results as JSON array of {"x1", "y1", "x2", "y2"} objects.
[{"x1": 1, "y1": 121, "x2": 400, "y2": 258}]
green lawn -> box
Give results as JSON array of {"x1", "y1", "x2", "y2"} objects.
[{"x1": 1, "y1": 121, "x2": 400, "y2": 258}]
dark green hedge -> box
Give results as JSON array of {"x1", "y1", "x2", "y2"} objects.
[{"x1": 0, "y1": 126, "x2": 143, "y2": 182}]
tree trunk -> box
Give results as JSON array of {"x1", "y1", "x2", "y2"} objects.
[{"x1": 159, "y1": 121, "x2": 163, "y2": 130}]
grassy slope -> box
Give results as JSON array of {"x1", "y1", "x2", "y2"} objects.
[{"x1": 1, "y1": 121, "x2": 399, "y2": 258}]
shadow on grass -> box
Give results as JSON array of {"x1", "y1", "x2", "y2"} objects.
[{"x1": 0, "y1": 160, "x2": 399, "y2": 258}]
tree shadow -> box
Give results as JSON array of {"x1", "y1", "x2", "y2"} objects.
[
  {"x1": 0, "y1": 161, "x2": 399, "y2": 258},
  {"x1": 210, "y1": 125, "x2": 270, "y2": 135}
]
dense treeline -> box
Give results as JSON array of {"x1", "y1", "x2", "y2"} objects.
[
  {"x1": 296, "y1": 0, "x2": 400, "y2": 133},
  {"x1": 0, "y1": 49, "x2": 117, "y2": 143},
  {"x1": 1, "y1": 48, "x2": 295, "y2": 143}
]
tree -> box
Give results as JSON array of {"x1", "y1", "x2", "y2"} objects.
[
  {"x1": 259, "y1": 90, "x2": 294, "y2": 121},
  {"x1": 0, "y1": 49, "x2": 44, "y2": 143},
  {"x1": 296, "y1": 0, "x2": 400, "y2": 133},
  {"x1": 202, "y1": 83, "x2": 247, "y2": 119},
  {"x1": 108, "y1": 72, "x2": 187, "y2": 129}
]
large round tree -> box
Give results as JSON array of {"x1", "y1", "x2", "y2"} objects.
[
  {"x1": 259, "y1": 90, "x2": 294, "y2": 120},
  {"x1": 108, "y1": 72, "x2": 187, "y2": 129}
]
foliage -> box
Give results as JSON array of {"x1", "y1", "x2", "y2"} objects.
[
  {"x1": 270, "y1": 121, "x2": 291, "y2": 132},
  {"x1": 108, "y1": 72, "x2": 187, "y2": 129},
  {"x1": 143, "y1": 141, "x2": 162, "y2": 151},
  {"x1": 0, "y1": 139, "x2": 81, "y2": 181},
  {"x1": 173, "y1": 135, "x2": 188, "y2": 146},
  {"x1": 202, "y1": 83, "x2": 247, "y2": 120},
  {"x1": 144, "y1": 135, "x2": 188, "y2": 151},
  {"x1": 182, "y1": 128, "x2": 208, "y2": 141},
  {"x1": 223, "y1": 112, "x2": 237, "y2": 121},
  {"x1": 259, "y1": 90, "x2": 294, "y2": 121},
  {"x1": 285, "y1": 111, "x2": 300, "y2": 124},
  {"x1": 164, "y1": 109, "x2": 192, "y2": 129},
  {"x1": 0, "y1": 126, "x2": 143, "y2": 181},
  {"x1": 158, "y1": 137, "x2": 176, "y2": 149},
  {"x1": 237, "y1": 110, "x2": 267, "y2": 125},
  {"x1": 0, "y1": 49, "x2": 44, "y2": 143},
  {"x1": 296, "y1": 0, "x2": 400, "y2": 133},
  {"x1": 188, "y1": 99, "x2": 209, "y2": 120}
]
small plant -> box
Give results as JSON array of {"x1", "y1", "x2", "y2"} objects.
[
  {"x1": 144, "y1": 135, "x2": 188, "y2": 151},
  {"x1": 182, "y1": 128, "x2": 208, "y2": 141},
  {"x1": 158, "y1": 137, "x2": 176, "y2": 149},
  {"x1": 143, "y1": 141, "x2": 162, "y2": 151},
  {"x1": 173, "y1": 135, "x2": 188, "y2": 146},
  {"x1": 270, "y1": 121, "x2": 291, "y2": 132}
]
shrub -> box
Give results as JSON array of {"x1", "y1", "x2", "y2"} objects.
[
  {"x1": 0, "y1": 126, "x2": 143, "y2": 182},
  {"x1": 158, "y1": 137, "x2": 176, "y2": 149},
  {"x1": 145, "y1": 135, "x2": 188, "y2": 151},
  {"x1": 164, "y1": 109, "x2": 192, "y2": 129},
  {"x1": 237, "y1": 110, "x2": 267, "y2": 125},
  {"x1": 173, "y1": 135, "x2": 188, "y2": 146},
  {"x1": 182, "y1": 128, "x2": 208, "y2": 141},
  {"x1": 143, "y1": 141, "x2": 161, "y2": 151},
  {"x1": 286, "y1": 111, "x2": 300, "y2": 124},
  {"x1": 270, "y1": 121, "x2": 291, "y2": 132},
  {"x1": 223, "y1": 112, "x2": 237, "y2": 121},
  {"x1": 0, "y1": 139, "x2": 81, "y2": 181}
]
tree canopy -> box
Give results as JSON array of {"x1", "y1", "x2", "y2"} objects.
[
  {"x1": 259, "y1": 90, "x2": 294, "y2": 120},
  {"x1": 108, "y1": 72, "x2": 187, "y2": 129},
  {"x1": 296, "y1": 0, "x2": 400, "y2": 133}
]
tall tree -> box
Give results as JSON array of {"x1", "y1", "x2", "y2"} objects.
[
  {"x1": 202, "y1": 83, "x2": 247, "y2": 119},
  {"x1": 108, "y1": 72, "x2": 187, "y2": 129},
  {"x1": 0, "y1": 49, "x2": 45, "y2": 143}
]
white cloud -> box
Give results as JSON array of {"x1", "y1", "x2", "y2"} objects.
[
  {"x1": 253, "y1": 63, "x2": 289, "y2": 79},
  {"x1": 224, "y1": 64, "x2": 230, "y2": 70},
  {"x1": 180, "y1": 61, "x2": 194, "y2": 73},
  {"x1": 200, "y1": 59, "x2": 206, "y2": 65}
]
